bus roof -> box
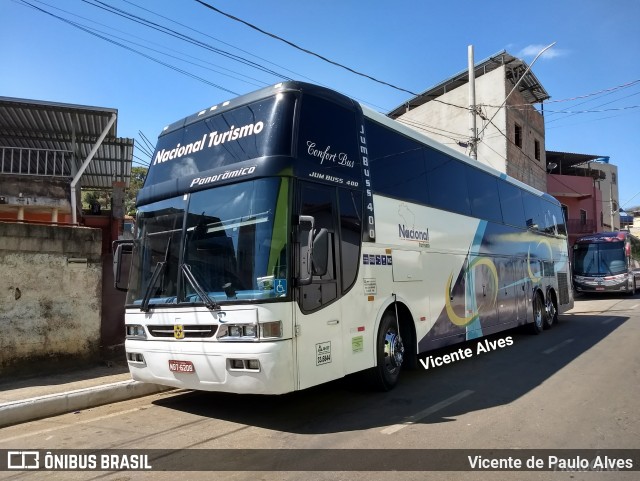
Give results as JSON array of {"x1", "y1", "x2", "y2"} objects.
[
  {"x1": 360, "y1": 103, "x2": 552, "y2": 202},
  {"x1": 575, "y1": 232, "x2": 629, "y2": 243},
  {"x1": 156, "y1": 81, "x2": 555, "y2": 204}
]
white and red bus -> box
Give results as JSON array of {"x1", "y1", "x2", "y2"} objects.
[{"x1": 573, "y1": 231, "x2": 639, "y2": 295}]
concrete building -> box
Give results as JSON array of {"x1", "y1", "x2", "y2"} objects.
[
  {"x1": 389, "y1": 51, "x2": 549, "y2": 192},
  {"x1": 0, "y1": 97, "x2": 132, "y2": 224},
  {"x1": 546, "y1": 151, "x2": 620, "y2": 246},
  {"x1": 0, "y1": 96, "x2": 133, "y2": 376},
  {"x1": 629, "y1": 212, "x2": 640, "y2": 239}
]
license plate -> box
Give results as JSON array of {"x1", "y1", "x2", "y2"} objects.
[
  {"x1": 169, "y1": 360, "x2": 195, "y2": 373},
  {"x1": 596, "y1": 287, "x2": 605, "y2": 291}
]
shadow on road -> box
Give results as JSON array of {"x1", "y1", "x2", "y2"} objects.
[{"x1": 151, "y1": 309, "x2": 630, "y2": 435}]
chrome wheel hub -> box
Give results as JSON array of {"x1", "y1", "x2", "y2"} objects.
[{"x1": 384, "y1": 329, "x2": 404, "y2": 371}]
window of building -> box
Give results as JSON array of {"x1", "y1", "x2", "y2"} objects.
[
  {"x1": 611, "y1": 172, "x2": 617, "y2": 184},
  {"x1": 534, "y1": 139, "x2": 541, "y2": 161},
  {"x1": 514, "y1": 123, "x2": 522, "y2": 149},
  {"x1": 580, "y1": 209, "x2": 587, "y2": 225}
]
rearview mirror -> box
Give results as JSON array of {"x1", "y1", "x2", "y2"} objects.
[{"x1": 297, "y1": 215, "x2": 315, "y2": 286}]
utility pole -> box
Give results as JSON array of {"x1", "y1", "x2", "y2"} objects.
[
  {"x1": 468, "y1": 45, "x2": 477, "y2": 160},
  {"x1": 610, "y1": 182, "x2": 615, "y2": 230}
]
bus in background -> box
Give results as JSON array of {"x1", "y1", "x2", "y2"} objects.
[
  {"x1": 573, "y1": 231, "x2": 639, "y2": 295},
  {"x1": 114, "y1": 82, "x2": 573, "y2": 394}
]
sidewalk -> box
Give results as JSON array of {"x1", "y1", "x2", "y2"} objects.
[{"x1": 0, "y1": 358, "x2": 173, "y2": 429}]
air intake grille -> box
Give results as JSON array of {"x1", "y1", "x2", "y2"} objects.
[
  {"x1": 147, "y1": 325, "x2": 217, "y2": 338},
  {"x1": 557, "y1": 273, "x2": 570, "y2": 305}
]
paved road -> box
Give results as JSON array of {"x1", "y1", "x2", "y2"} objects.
[{"x1": 1, "y1": 294, "x2": 639, "y2": 481}]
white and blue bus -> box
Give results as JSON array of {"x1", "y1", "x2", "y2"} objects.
[{"x1": 114, "y1": 82, "x2": 573, "y2": 393}]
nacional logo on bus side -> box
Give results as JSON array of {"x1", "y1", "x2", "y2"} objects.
[{"x1": 398, "y1": 224, "x2": 430, "y2": 246}]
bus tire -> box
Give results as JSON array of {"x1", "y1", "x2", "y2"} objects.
[
  {"x1": 369, "y1": 311, "x2": 404, "y2": 391},
  {"x1": 529, "y1": 292, "x2": 544, "y2": 335},
  {"x1": 543, "y1": 290, "x2": 557, "y2": 329}
]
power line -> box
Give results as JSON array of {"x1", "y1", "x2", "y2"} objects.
[
  {"x1": 546, "y1": 90, "x2": 640, "y2": 124},
  {"x1": 19, "y1": 0, "x2": 242, "y2": 95},
  {"x1": 136, "y1": 136, "x2": 154, "y2": 159},
  {"x1": 537, "y1": 105, "x2": 640, "y2": 114},
  {"x1": 83, "y1": 0, "x2": 292, "y2": 80},
  {"x1": 479, "y1": 115, "x2": 549, "y2": 176},
  {"x1": 122, "y1": 0, "x2": 318, "y2": 86},
  {"x1": 27, "y1": 0, "x2": 270, "y2": 88},
  {"x1": 132, "y1": 154, "x2": 150, "y2": 166},
  {"x1": 395, "y1": 117, "x2": 468, "y2": 143},
  {"x1": 484, "y1": 79, "x2": 640, "y2": 109},
  {"x1": 138, "y1": 131, "x2": 156, "y2": 153},
  {"x1": 476, "y1": 42, "x2": 556, "y2": 142},
  {"x1": 192, "y1": 0, "x2": 477, "y2": 113},
  {"x1": 110, "y1": 0, "x2": 397, "y2": 111},
  {"x1": 193, "y1": 0, "x2": 421, "y2": 97}
]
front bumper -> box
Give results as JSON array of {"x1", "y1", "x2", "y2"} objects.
[{"x1": 125, "y1": 339, "x2": 295, "y2": 394}]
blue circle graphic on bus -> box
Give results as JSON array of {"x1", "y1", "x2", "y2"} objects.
[{"x1": 274, "y1": 279, "x2": 287, "y2": 295}]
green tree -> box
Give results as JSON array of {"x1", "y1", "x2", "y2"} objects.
[{"x1": 125, "y1": 167, "x2": 148, "y2": 216}]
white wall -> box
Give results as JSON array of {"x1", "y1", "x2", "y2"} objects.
[{"x1": 397, "y1": 67, "x2": 508, "y2": 173}]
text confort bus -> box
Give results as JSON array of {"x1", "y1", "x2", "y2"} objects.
[
  {"x1": 572, "y1": 231, "x2": 639, "y2": 295},
  {"x1": 113, "y1": 82, "x2": 574, "y2": 393}
]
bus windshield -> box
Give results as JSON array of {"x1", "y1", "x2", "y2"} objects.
[
  {"x1": 573, "y1": 242, "x2": 627, "y2": 276},
  {"x1": 126, "y1": 177, "x2": 290, "y2": 307}
]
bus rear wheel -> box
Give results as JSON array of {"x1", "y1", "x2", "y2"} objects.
[
  {"x1": 370, "y1": 311, "x2": 404, "y2": 391},
  {"x1": 529, "y1": 293, "x2": 544, "y2": 335},
  {"x1": 543, "y1": 292, "x2": 557, "y2": 329}
]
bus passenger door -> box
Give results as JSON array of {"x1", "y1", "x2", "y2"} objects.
[{"x1": 294, "y1": 182, "x2": 344, "y2": 390}]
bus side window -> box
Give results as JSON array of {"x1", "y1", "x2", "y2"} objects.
[{"x1": 339, "y1": 189, "x2": 362, "y2": 293}]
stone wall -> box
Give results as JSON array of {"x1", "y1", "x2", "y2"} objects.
[{"x1": 0, "y1": 222, "x2": 103, "y2": 377}]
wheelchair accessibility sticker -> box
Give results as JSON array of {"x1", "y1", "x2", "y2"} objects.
[{"x1": 274, "y1": 279, "x2": 287, "y2": 295}]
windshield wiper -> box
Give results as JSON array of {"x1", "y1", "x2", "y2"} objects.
[
  {"x1": 181, "y1": 264, "x2": 219, "y2": 310},
  {"x1": 140, "y1": 261, "x2": 166, "y2": 312}
]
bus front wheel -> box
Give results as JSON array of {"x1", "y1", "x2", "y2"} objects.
[{"x1": 370, "y1": 311, "x2": 404, "y2": 391}]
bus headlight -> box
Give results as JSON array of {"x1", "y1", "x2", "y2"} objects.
[
  {"x1": 217, "y1": 323, "x2": 259, "y2": 341},
  {"x1": 260, "y1": 321, "x2": 282, "y2": 339},
  {"x1": 217, "y1": 321, "x2": 282, "y2": 341},
  {"x1": 126, "y1": 324, "x2": 147, "y2": 340}
]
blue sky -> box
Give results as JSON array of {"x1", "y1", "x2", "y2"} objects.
[{"x1": 2, "y1": 0, "x2": 639, "y2": 209}]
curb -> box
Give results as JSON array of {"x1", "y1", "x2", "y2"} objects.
[{"x1": 0, "y1": 380, "x2": 173, "y2": 428}]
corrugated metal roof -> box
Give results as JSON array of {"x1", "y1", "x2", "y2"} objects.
[
  {"x1": 0, "y1": 96, "x2": 133, "y2": 188},
  {"x1": 546, "y1": 150, "x2": 607, "y2": 176},
  {"x1": 388, "y1": 50, "x2": 550, "y2": 119}
]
